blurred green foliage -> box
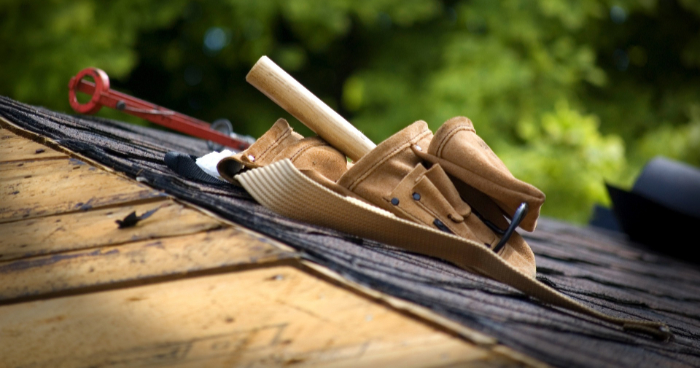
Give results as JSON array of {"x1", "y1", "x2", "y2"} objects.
[{"x1": 1, "y1": 0, "x2": 699, "y2": 223}]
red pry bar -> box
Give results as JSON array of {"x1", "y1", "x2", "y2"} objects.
[{"x1": 68, "y1": 67, "x2": 251, "y2": 151}]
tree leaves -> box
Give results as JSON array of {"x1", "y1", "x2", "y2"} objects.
[{"x1": 2, "y1": 0, "x2": 699, "y2": 222}]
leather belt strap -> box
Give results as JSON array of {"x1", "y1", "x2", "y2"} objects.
[{"x1": 237, "y1": 159, "x2": 672, "y2": 340}]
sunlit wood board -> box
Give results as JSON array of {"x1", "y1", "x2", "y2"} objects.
[
  {"x1": 0, "y1": 200, "x2": 223, "y2": 262},
  {"x1": 0, "y1": 157, "x2": 166, "y2": 223},
  {"x1": 0, "y1": 266, "x2": 532, "y2": 368},
  {"x1": 0, "y1": 128, "x2": 66, "y2": 162},
  {"x1": 0, "y1": 227, "x2": 297, "y2": 303}
]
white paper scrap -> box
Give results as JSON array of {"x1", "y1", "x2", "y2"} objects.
[{"x1": 195, "y1": 149, "x2": 234, "y2": 179}]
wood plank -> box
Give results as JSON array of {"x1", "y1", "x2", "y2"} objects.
[
  {"x1": 0, "y1": 200, "x2": 224, "y2": 262},
  {"x1": 0, "y1": 157, "x2": 165, "y2": 223},
  {"x1": 0, "y1": 266, "x2": 529, "y2": 368},
  {"x1": 0, "y1": 228, "x2": 297, "y2": 303},
  {"x1": 0, "y1": 128, "x2": 66, "y2": 162}
]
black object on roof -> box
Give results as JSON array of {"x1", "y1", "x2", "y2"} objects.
[{"x1": 605, "y1": 157, "x2": 700, "y2": 263}]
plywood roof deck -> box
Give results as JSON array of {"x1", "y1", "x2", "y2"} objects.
[{"x1": 1, "y1": 96, "x2": 700, "y2": 367}]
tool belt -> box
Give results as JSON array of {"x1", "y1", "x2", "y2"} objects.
[{"x1": 217, "y1": 117, "x2": 671, "y2": 340}]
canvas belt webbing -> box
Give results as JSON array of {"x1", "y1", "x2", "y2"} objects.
[{"x1": 237, "y1": 159, "x2": 672, "y2": 340}]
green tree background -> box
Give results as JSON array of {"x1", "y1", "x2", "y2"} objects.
[{"x1": 2, "y1": 0, "x2": 699, "y2": 223}]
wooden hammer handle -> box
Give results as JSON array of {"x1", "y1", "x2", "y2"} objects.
[{"x1": 246, "y1": 56, "x2": 376, "y2": 161}]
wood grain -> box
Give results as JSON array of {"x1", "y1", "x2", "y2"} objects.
[
  {"x1": 0, "y1": 228, "x2": 296, "y2": 303},
  {"x1": 0, "y1": 128, "x2": 66, "y2": 162},
  {"x1": 246, "y1": 56, "x2": 376, "y2": 161},
  {"x1": 0, "y1": 157, "x2": 165, "y2": 223},
  {"x1": 0, "y1": 200, "x2": 223, "y2": 262},
  {"x1": 0, "y1": 266, "x2": 529, "y2": 368}
]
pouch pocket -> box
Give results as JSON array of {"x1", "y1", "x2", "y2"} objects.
[
  {"x1": 415, "y1": 116, "x2": 546, "y2": 232},
  {"x1": 217, "y1": 118, "x2": 347, "y2": 183},
  {"x1": 384, "y1": 163, "x2": 496, "y2": 247}
]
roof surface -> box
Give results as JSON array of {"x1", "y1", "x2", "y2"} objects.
[
  {"x1": 1, "y1": 103, "x2": 525, "y2": 367},
  {"x1": 1, "y1": 96, "x2": 699, "y2": 367}
]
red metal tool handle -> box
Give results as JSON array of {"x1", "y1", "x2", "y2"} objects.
[
  {"x1": 68, "y1": 67, "x2": 251, "y2": 151},
  {"x1": 68, "y1": 68, "x2": 111, "y2": 114}
]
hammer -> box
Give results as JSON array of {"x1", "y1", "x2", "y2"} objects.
[{"x1": 246, "y1": 56, "x2": 376, "y2": 161}]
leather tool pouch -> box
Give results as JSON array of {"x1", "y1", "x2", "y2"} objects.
[
  {"x1": 224, "y1": 116, "x2": 672, "y2": 339},
  {"x1": 415, "y1": 116, "x2": 545, "y2": 231},
  {"x1": 219, "y1": 117, "x2": 542, "y2": 277},
  {"x1": 336, "y1": 120, "x2": 537, "y2": 277},
  {"x1": 217, "y1": 118, "x2": 348, "y2": 183}
]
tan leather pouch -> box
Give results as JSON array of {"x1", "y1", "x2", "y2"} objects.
[
  {"x1": 221, "y1": 117, "x2": 539, "y2": 276},
  {"x1": 337, "y1": 121, "x2": 433, "y2": 213},
  {"x1": 217, "y1": 118, "x2": 348, "y2": 183},
  {"x1": 337, "y1": 121, "x2": 536, "y2": 277},
  {"x1": 415, "y1": 116, "x2": 546, "y2": 231}
]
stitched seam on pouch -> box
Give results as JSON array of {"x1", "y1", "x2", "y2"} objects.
[
  {"x1": 348, "y1": 130, "x2": 432, "y2": 191},
  {"x1": 288, "y1": 141, "x2": 326, "y2": 163},
  {"x1": 414, "y1": 200, "x2": 443, "y2": 224},
  {"x1": 436, "y1": 125, "x2": 476, "y2": 157},
  {"x1": 257, "y1": 126, "x2": 293, "y2": 160},
  {"x1": 440, "y1": 157, "x2": 541, "y2": 204}
]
